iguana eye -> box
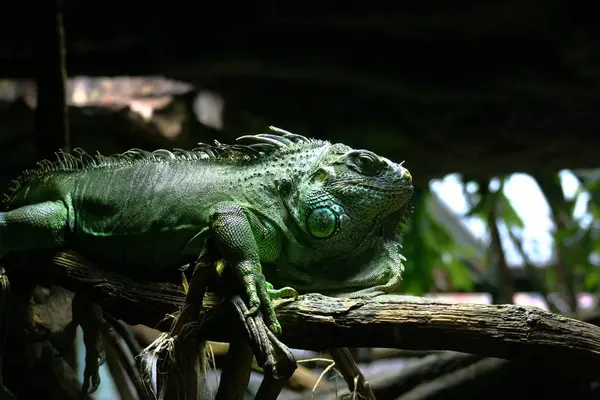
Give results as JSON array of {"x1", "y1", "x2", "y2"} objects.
[{"x1": 353, "y1": 152, "x2": 382, "y2": 174}]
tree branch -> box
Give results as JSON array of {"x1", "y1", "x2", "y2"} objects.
[{"x1": 9, "y1": 249, "x2": 594, "y2": 380}]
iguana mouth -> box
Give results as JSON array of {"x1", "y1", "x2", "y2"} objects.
[
  {"x1": 356, "y1": 184, "x2": 413, "y2": 193},
  {"x1": 330, "y1": 180, "x2": 413, "y2": 192}
]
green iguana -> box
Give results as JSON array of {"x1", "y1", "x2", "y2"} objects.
[{"x1": 0, "y1": 127, "x2": 413, "y2": 335}]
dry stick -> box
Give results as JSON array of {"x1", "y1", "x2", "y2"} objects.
[
  {"x1": 104, "y1": 314, "x2": 145, "y2": 358},
  {"x1": 154, "y1": 265, "x2": 214, "y2": 399},
  {"x1": 101, "y1": 333, "x2": 137, "y2": 400},
  {"x1": 328, "y1": 348, "x2": 375, "y2": 400},
  {"x1": 42, "y1": 250, "x2": 600, "y2": 380},
  {"x1": 101, "y1": 327, "x2": 154, "y2": 400},
  {"x1": 103, "y1": 313, "x2": 147, "y2": 379}
]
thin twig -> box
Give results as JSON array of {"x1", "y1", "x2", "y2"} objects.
[
  {"x1": 329, "y1": 348, "x2": 375, "y2": 399},
  {"x1": 311, "y1": 360, "x2": 336, "y2": 394},
  {"x1": 101, "y1": 327, "x2": 154, "y2": 400},
  {"x1": 102, "y1": 334, "x2": 137, "y2": 400}
]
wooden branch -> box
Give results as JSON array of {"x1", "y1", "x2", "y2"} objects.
[{"x1": 18, "y1": 250, "x2": 600, "y2": 378}]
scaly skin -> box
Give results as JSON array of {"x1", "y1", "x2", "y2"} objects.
[{"x1": 0, "y1": 127, "x2": 413, "y2": 335}]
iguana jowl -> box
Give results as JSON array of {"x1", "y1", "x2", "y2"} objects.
[{"x1": 0, "y1": 127, "x2": 413, "y2": 334}]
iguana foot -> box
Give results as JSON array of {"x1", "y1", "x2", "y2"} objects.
[
  {"x1": 230, "y1": 295, "x2": 297, "y2": 383},
  {"x1": 243, "y1": 280, "x2": 298, "y2": 337}
]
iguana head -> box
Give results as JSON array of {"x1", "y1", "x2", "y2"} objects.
[
  {"x1": 237, "y1": 127, "x2": 413, "y2": 255},
  {"x1": 289, "y1": 141, "x2": 414, "y2": 250}
]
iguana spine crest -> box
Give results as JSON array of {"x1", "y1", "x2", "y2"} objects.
[{"x1": 2, "y1": 126, "x2": 326, "y2": 209}]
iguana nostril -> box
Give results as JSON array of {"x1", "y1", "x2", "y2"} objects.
[
  {"x1": 392, "y1": 163, "x2": 412, "y2": 184},
  {"x1": 401, "y1": 169, "x2": 412, "y2": 184}
]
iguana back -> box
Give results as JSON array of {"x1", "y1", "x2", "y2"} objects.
[{"x1": 1, "y1": 140, "x2": 318, "y2": 269}]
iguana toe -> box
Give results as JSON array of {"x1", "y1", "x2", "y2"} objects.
[
  {"x1": 259, "y1": 280, "x2": 283, "y2": 336},
  {"x1": 264, "y1": 282, "x2": 298, "y2": 336},
  {"x1": 241, "y1": 273, "x2": 263, "y2": 315},
  {"x1": 241, "y1": 279, "x2": 284, "y2": 336},
  {"x1": 266, "y1": 282, "x2": 298, "y2": 300}
]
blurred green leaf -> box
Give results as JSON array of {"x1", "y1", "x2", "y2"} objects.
[
  {"x1": 498, "y1": 192, "x2": 524, "y2": 229},
  {"x1": 583, "y1": 268, "x2": 600, "y2": 291},
  {"x1": 402, "y1": 279, "x2": 426, "y2": 296},
  {"x1": 544, "y1": 266, "x2": 558, "y2": 291},
  {"x1": 443, "y1": 253, "x2": 475, "y2": 291},
  {"x1": 401, "y1": 186, "x2": 477, "y2": 294},
  {"x1": 465, "y1": 191, "x2": 495, "y2": 219},
  {"x1": 421, "y1": 213, "x2": 454, "y2": 250}
]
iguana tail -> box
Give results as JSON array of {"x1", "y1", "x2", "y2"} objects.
[{"x1": 0, "y1": 202, "x2": 69, "y2": 260}]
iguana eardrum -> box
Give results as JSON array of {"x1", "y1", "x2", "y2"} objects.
[{"x1": 0, "y1": 127, "x2": 413, "y2": 334}]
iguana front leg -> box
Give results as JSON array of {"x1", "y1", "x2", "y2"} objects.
[{"x1": 208, "y1": 203, "x2": 296, "y2": 336}]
